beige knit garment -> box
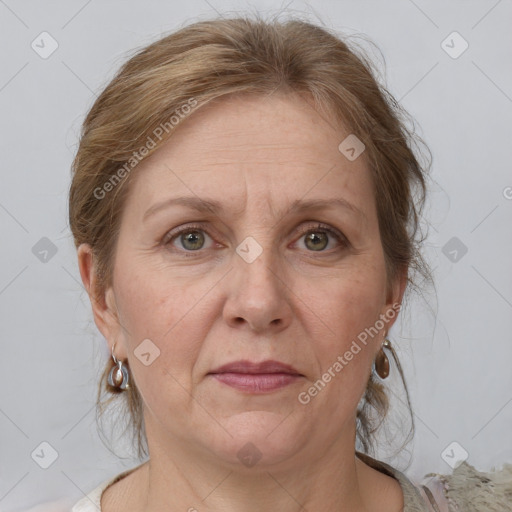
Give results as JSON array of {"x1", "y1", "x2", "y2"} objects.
[{"x1": 423, "y1": 459, "x2": 512, "y2": 511}]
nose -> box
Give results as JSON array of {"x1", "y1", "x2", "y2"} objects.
[{"x1": 222, "y1": 248, "x2": 293, "y2": 334}]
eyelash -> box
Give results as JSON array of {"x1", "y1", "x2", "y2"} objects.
[{"x1": 162, "y1": 222, "x2": 349, "y2": 256}]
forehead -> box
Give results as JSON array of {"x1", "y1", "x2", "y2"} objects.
[
  {"x1": 125, "y1": 93, "x2": 375, "y2": 222},
  {"x1": 146, "y1": 92, "x2": 358, "y2": 163}
]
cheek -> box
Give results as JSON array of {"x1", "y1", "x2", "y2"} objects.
[
  {"x1": 299, "y1": 285, "x2": 382, "y2": 425},
  {"x1": 112, "y1": 257, "x2": 207, "y2": 384},
  {"x1": 303, "y1": 266, "x2": 386, "y2": 383},
  {"x1": 316, "y1": 270, "x2": 386, "y2": 337},
  {"x1": 114, "y1": 249, "x2": 194, "y2": 331}
]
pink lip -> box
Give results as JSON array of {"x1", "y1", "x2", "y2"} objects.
[
  {"x1": 208, "y1": 360, "x2": 303, "y2": 393},
  {"x1": 210, "y1": 359, "x2": 301, "y2": 375}
]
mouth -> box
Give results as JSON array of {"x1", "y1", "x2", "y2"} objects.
[
  {"x1": 210, "y1": 359, "x2": 302, "y2": 375},
  {"x1": 208, "y1": 360, "x2": 303, "y2": 393}
]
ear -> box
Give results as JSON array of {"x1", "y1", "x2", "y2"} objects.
[
  {"x1": 77, "y1": 243, "x2": 124, "y2": 355},
  {"x1": 380, "y1": 264, "x2": 408, "y2": 334}
]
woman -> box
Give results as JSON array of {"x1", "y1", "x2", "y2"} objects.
[{"x1": 69, "y1": 15, "x2": 511, "y2": 512}]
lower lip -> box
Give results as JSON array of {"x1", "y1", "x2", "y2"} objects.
[{"x1": 210, "y1": 373, "x2": 302, "y2": 392}]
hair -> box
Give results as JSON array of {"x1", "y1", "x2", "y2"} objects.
[{"x1": 68, "y1": 14, "x2": 433, "y2": 461}]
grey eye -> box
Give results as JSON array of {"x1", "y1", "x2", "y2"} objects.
[
  {"x1": 304, "y1": 232, "x2": 329, "y2": 251},
  {"x1": 180, "y1": 231, "x2": 205, "y2": 250}
]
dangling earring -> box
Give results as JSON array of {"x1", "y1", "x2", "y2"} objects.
[
  {"x1": 107, "y1": 342, "x2": 130, "y2": 390},
  {"x1": 373, "y1": 338, "x2": 391, "y2": 380}
]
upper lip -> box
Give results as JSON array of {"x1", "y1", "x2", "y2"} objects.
[{"x1": 209, "y1": 360, "x2": 302, "y2": 375}]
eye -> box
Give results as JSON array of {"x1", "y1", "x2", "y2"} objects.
[
  {"x1": 295, "y1": 223, "x2": 348, "y2": 252},
  {"x1": 162, "y1": 222, "x2": 348, "y2": 255},
  {"x1": 163, "y1": 224, "x2": 214, "y2": 252}
]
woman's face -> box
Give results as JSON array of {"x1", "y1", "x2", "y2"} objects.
[{"x1": 92, "y1": 93, "x2": 405, "y2": 470}]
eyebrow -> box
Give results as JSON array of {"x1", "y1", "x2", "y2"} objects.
[{"x1": 143, "y1": 195, "x2": 366, "y2": 222}]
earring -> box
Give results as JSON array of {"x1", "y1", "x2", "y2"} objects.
[
  {"x1": 373, "y1": 338, "x2": 391, "y2": 380},
  {"x1": 107, "y1": 342, "x2": 130, "y2": 390}
]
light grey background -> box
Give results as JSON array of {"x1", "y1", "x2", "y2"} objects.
[{"x1": 1, "y1": 0, "x2": 511, "y2": 510}]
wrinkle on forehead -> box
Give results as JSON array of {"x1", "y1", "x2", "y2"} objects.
[{"x1": 126, "y1": 92, "x2": 374, "y2": 234}]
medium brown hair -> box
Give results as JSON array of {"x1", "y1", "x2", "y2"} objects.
[{"x1": 69, "y1": 14, "x2": 432, "y2": 460}]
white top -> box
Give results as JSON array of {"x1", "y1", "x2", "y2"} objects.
[{"x1": 71, "y1": 463, "x2": 142, "y2": 512}]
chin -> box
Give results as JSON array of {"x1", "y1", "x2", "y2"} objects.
[{"x1": 202, "y1": 410, "x2": 306, "y2": 470}]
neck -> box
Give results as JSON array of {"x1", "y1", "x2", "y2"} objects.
[{"x1": 135, "y1": 428, "x2": 374, "y2": 512}]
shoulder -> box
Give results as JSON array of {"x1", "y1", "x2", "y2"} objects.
[
  {"x1": 356, "y1": 451, "x2": 435, "y2": 511},
  {"x1": 357, "y1": 451, "x2": 512, "y2": 512},
  {"x1": 421, "y1": 459, "x2": 512, "y2": 512},
  {"x1": 71, "y1": 463, "x2": 146, "y2": 512},
  {"x1": 71, "y1": 478, "x2": 111, "y2": 512}
]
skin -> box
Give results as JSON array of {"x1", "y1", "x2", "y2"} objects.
[{"x1": 78, "y1": 92, "x2": 407, "y2": 512}]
